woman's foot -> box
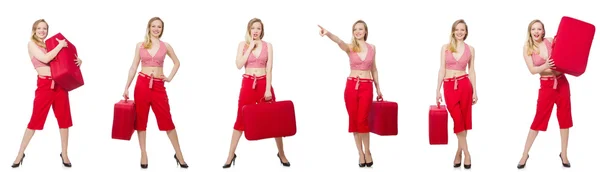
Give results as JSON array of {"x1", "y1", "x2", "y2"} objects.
[
  {"x1": 140, "y1": 153, "x2": 148, "y2": 167},
  {"x1": 560, "y1": 152, "x2": 571, "y2": 167},
  {"x1": 463, "y1": 153, "x2": 471, "y2": 169},
  {"x1": 358, "y1": 153, "x2": 366, "y2": 167},
  {"x1": 365, "y1": 152, "x2": 373, "y2": 167},
  {"x1": 60, "y1": 153, "x2": 71, "y2": 164},
  {"x1": 453, "y1": 153, "x2": 462, "y2": 167}
]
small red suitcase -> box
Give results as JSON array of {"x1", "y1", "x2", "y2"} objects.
[
  {"x1": 368, "y1": 97, "x2": 398, "y2": 136},
  {"x1": 551, "y1": 16, "x2": 596, "y2": 77},
  {"x1": 429, "y1": 103, "x2": 448, "y2": 145},
  {"x1": 242, "y1": 99, "x2": 297, "y2": 141},
  {"x1": 45, "y1": 32, "x2": 85, "y2": 91},
  {"x1": 112, "y1": 99, "x2": 136, "y2": 141}
]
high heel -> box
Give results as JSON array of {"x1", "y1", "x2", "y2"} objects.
[
  {"x1": 453, "y1": 163, "x2": 461, "y2": 168},
  {"x1": 174, "y1": 154, "x2": 189, "y2": 168},
  {"x1": 11, "y1": 154, "x2": 25, "y2": 168},
  {"x1": 358, "y1": 157, "x2": 366, "y2": 168},
  {"x1": 222, "y1": 154, "x2": 237, "y2": 168},
  {"x1": 464, "y1": 164, "x2": 471, "y2": 169},
  {"x1": 277, "y1": 153, "x2": 290, "y2": 167},
  {"x1": 517, "y1": 154, "x2": 529, "y2": 169},
  {"x1": 140, "y1": 164, "x2": 148, "y2": 169},
  {"x1": 365, "y1": 153, "x2": 373, "y2": 167},
  {"x1": 559, "y1": 153, "x2": 571, "y2": 168},
  {"x1": 60, "y1": 153, "x2": 72, "y2": 167}
]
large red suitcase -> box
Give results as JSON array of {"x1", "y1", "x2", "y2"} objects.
[
  {"x1": 242, "y1": 100, "x2": 297, "y2": 141},
  {"x1": 429, "y1": 103, "x2": 448, "y2": 145},
  {"x1": 551, "y1": 16, "x2": 596, "y2": 77},
  {"x1": 368, "y1": 97, "x2": 398, "y2": 136},
  {"x1": 45, "y1": 32, "x2": 84, "y2": 91},
  {"x1": 112, "y1": 99, "x2": 136, "y2": 141}
]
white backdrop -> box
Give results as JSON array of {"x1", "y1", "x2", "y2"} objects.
[{"x1": 0, "y1": 0, "x2": 598, "y2": 171}]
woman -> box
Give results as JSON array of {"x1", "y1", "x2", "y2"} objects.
[
  {"x1": 516, "y1": 19, "x2": 572, "y2": 169},
  {"x1": 435, "y1": 19, "x2": 477, "y2": 169},
  {"x1": 318, "y1": 20, "x2": 382, "y2": 168},
  {"x1": 11, "y1": 19, "x2": 81, "y2": 168},
  {"x1": 222, "y1": 18, "x2": 291, "y2": 168},
  {"x1": 122, "y1": 17, "x2": 188, "y2": 169}
]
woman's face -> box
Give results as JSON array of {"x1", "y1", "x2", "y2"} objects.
[
  {"x1": 530, "y1": 22, "x2": 545, "y2": 42},
  {"x1": 249, "y1": 22, "x2": 262, "y2": 40},
  {"x1": 453, "y1": 23, "x2": 467, "y2": 41},
  {"x1": 35, "y1": 22, "x2": 48, "y2": 40},
  {"x1": 353, "y1": 23, "x2": 366, "y2": 40},
  {"x1": 149, "y1": 20, "x2": 163, "y2": 38}
]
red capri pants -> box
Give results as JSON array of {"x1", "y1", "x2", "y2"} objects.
[
  {"x1": 344, "y1": 77, "x2": 374, "y2": 133},
  {"x1": 233, "y1": 74, "x2": 276, "y2": 131},
  {"x1": 530, "y1": 74, "x2": 573, "y2": 131},
  {"x1": 27, "y1": 75, "x2": 73, "y2": 130},
  {"x1": 443, "y1": 74, "x2": 473, "y2": 134},
  {"x1": 134, "y1": 72, "x2": 176, "y2": 131}
]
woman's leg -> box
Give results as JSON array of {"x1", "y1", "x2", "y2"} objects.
[
  {"x1": 520, "y1": 79, "x2": 555, "y2": 165},
  {"x1": 54, "y1": 87, "x2": 73, "y2": 164},
  {"x1": 344, "y1": 80, "x2": 365, "y2": 165},
  {"x1": 14, "y1": 77, "x2": 54, "y2": 165}
]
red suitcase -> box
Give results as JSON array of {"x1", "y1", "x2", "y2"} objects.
[
  {"x1": 368, "y1": 97, "x2": 398, "y2": 136},
  {"x1": 45, "y1": 32, "x2": 85, "y2": 91},
  {"x1": 112, "y1": 99, "x2": 136, "y2": 141},
  {"x1": 429, "y1": 103, "x2": 448, "y2": 145},
  {"x1": 242, "y1": 99, "x2": 297, "y2": 141},
  {"x1": 551, "y1": 16, "x2": 596, "y2": 77}
]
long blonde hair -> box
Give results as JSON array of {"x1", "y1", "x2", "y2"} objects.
[
  {"x1": 244, "y1": 18, "x2": 264, "y2": 49},
  {"x1": 351, "y1": 20, "x2": 369, "y2": 53},
  {"x1": 525, "y1": 19, "x2": 545, "y2": 56},
  {"x1": 30, "y1": 19, "x2": 48, "y2": 48},
  {"x1": 143, "y1": 17, "x2": 164, "y2": 49},
  {"x1": 448, "y1": 19, "x2": 468, "y2": 53}
]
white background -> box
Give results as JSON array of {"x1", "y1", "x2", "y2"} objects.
[{"x1": 0, "y1": 0, "x2": 598, "y2": 171}]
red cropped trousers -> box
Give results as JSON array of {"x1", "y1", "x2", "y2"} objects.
[
  {"x1": 27, "y1": 75, "x2": 73, "y2": 130},
  {"x1": 530, "y1": 74, "x2": 573, "y2": 131},
  {"x1": 344, "y1": 77, "x2": 374, "y2": 133},
  {"x1": 233, "y1": 74, "x2": 275, "y2": 131},
  {"x1": 443, "y1": 74, "x2": 473, "y2": 134},
  {"x1": 133, "y1": 72, "x2": 176, "y2": 131}
]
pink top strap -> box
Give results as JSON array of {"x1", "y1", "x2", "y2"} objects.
[
  {"x1": 445, "y1": 44, "x2": 471, "y2": 71},
  {"x1": 348, "y1": 44, "x2": 374, "y2": 70},
  {"x1": 140, "y1": 41, "x2": 167, "y2": 67}
]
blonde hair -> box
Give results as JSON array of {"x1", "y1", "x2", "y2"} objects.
[
  {"x1": 244, "y1": 18, "x2": 264, "y2": 50},
  {"x1": 525, "y1": 19, "x2": 545, "y2": 56},
  {"x1": 30, "y1": 19, "x2": 48, "y2": 48},
  {"x1": 351, "y1": 20, "x2": 368, "y2": 52},
  {"x1": 143, "y1": 17, "x2": 164, "y2": 49},
  {"x1": 448, "y1": 19, "x2": 469, "y2": 53}
]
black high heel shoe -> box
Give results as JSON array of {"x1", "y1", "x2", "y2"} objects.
[
  {"x1": 11, "y1": 154, "x2": 25, "y2": 168},
  {"x1": 174, "y1": 154, "x2": 189, "y2": 168},
  {"x1": 559, "y1": 153, "x2": 571, "y2": 168},
  {"x1": 365, "y1": 154, "x2": 373, "y2": 167},
  {"x1": 140, "y1": 164, "x2": 148, "y2": 169},
  {"x1": 60, "y1": 153, "x2": 72, "y2": 167},
  {"x1": 358, "y1": 157, "x2": 366, "y2": 168},
  {"x1": 277, "y1": 153, "x2": 290, "y2": 167},
  {"x1": 222, "y1": 154, "x2": 237, "y2": 168},
  {"x1": 517, "y1": 154, "x2": 529, "y2": 169}
]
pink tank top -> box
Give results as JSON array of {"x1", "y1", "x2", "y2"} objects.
[
  {"x1": 139, "y1": 41, "x2": 167, "y2": 67},
  {"x1": 531, "y1": 39, "x2": 553, "y2": 66},
  {"x1": 243, "y1": 41, "x2": 268, "y2": 68},
  {"x1": 445, "y1": 44, "x2": 471, "y2": 71},
  {"x1": 31, "y1": 46, "x2": 49, "y2": 69},
  {"x1": 349, "y1": 44, "x2": 374, "y2": 70}
]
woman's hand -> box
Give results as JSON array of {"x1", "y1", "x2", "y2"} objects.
[
  {"x1": 74, "y1": 58, "x2": 82, "y2": 66},
  {"x1": 264, "y1": 90, "x2": 272, "y2": 101},
  {"x1": 57, "y1": 38, "x2": 68, "y2": 47},
  {"x1": 318, "y1": 25, "x2": 329, "y2": 37},
  {"x1": 122, "y1": 89, "x2": 129, "y2": 100},
  {"x1": 472, "y1": 92, "x2": 478, "y2": 105}
]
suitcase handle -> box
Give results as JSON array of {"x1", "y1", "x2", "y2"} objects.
[
  {"x1": 376, "y1": 96, "x2": 384, "y2": 101},
  {"x1": 259, "y1": 98, "x2": 274, "y2": 103}
]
